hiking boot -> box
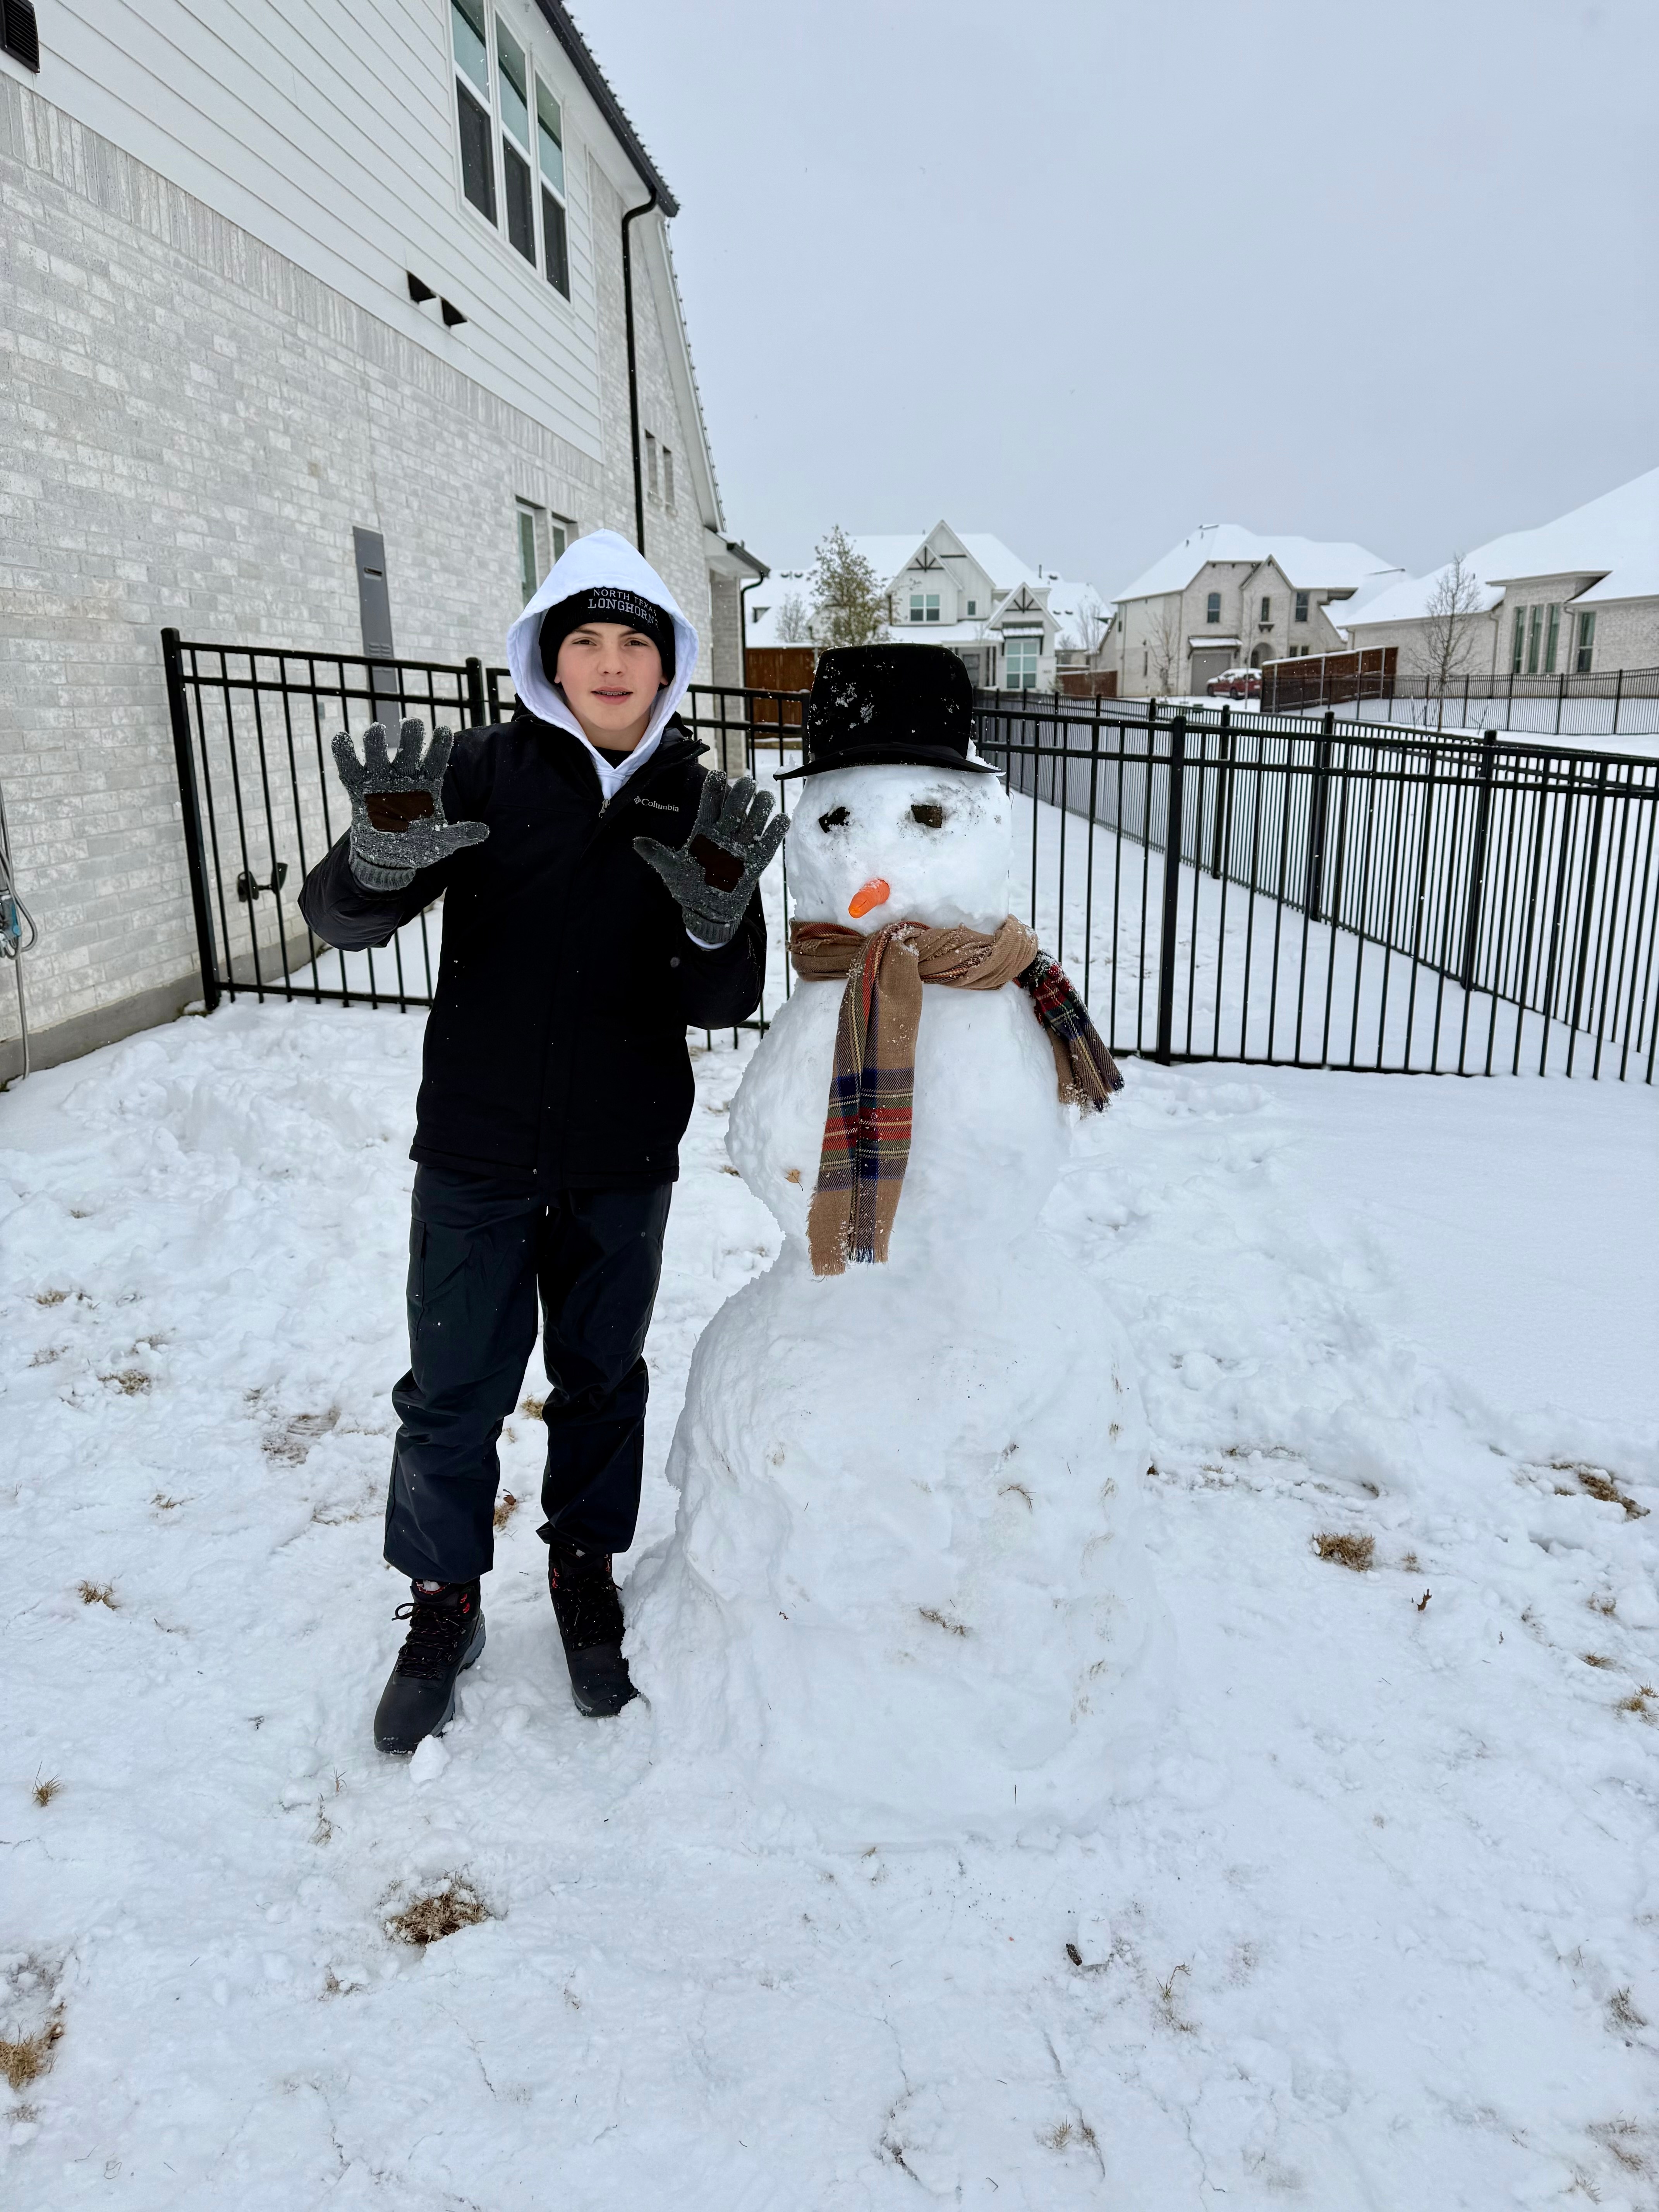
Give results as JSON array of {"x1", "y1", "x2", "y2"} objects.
[
  {"x1": 546, "y1": 1535, "x2": 637, "y2": 1717},
  {"x1": 373, "y1": 1578, "x2": 485, "y2": 1755}
]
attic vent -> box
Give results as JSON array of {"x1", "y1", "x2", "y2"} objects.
[{"x1": 3, "y1": 0, "x2": 41, "y2": 69}]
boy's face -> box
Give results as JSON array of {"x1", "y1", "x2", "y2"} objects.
[{"x1": 555, "y1": 621, "x2": 667, "y2": 750}]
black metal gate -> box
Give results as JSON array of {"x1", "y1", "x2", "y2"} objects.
[{"x1": 163, "y1": 633, "x2": 1658, "y2": 1079}]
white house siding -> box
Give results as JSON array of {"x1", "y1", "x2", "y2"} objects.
[{"x1": 0, "y1": 63, "x2": 727, "y2": 1076}]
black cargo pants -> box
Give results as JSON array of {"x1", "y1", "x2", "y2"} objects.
[{"x1": 384, "y1": 1162, "x2": 673, "y2": 1585}]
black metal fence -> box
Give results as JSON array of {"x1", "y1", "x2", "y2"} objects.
[
  {"x1": 163, "y1": 634, "x2": 1658, "y2": 1080},
  {"x1": 1261, "y1": 654, "x2": 1659, "y2": 740}
]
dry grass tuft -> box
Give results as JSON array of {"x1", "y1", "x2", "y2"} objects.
[
  {"x1": 1591, "y1": 1593, "x2": 1619, "y2": 1616},
  {"x1": 77, "y1": 1581, "x2": 117, "y2": 1609},
  {"x1": 33, "y1": 1288, "x2": 67, "y2": 1307},
  {"x1": 384, "y1": 1879, "x2": 489, "y2": 1948},
  {"x1": 1573, "y1": 1467, "x2": 1649, "y2": 1520},
  {"x1": 1313, "y1": 1531, "x2": 1375, "y2": 1572},
  {"x1": 519, "y1": 1396, "x2": 545, "y2": 1421},
  {"x1": 918, "y1": 1607, "x2": 969, "y2": 1637},
  {"x1": 0, "y1": 2017, "x2": 62, "y2": 2092},
  {"x1": 103, "y1": 1370, "x2": 150, "y2": 1396},
  {"x1": 1609, "y1": 1988, "x2": 1649, "y2": 2033},
  {"x1": 1583, "y1": 1652, "x2": 1615, "y2": 1669},
  {"x1": 1618, "y1": 1685, "x2": 1658, "y2": 1721},
  {"x1": 151, "y1": 1494, "x2": 183, "y2": 1512},
  {"x1": 492, "y1": 1490, "x2": 520, "y2": 1532},
  {"x1": 31, "y1": 1777, "x2": 62, "y2": 1808}
]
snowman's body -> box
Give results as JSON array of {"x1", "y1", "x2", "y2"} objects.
[{"x1": 627, "y1": 764, "x2": 1156, "y2": 1842}]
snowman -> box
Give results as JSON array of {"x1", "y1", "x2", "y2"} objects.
[{"x1": 627, "y1": 646, "x2": 1158, "y2": 1843}]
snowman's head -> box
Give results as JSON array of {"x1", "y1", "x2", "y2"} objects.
[{"x1": 785, "y1": 763, "x2": 1010, "y2": 935}]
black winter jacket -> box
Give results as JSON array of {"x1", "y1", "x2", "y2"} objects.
[{"x1": 298, "y1": 713, "x2": 764, "y2": 1186}]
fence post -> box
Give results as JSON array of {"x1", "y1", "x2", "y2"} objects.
[
  {"x1": 1210, "y1": 704, "x2": 1231, "y2": 878},
  {"x1": 1566, "y1": 759, "x2": 1611, "y2": 1061},
  {"x1": 1458, "y1": 731, "x2": 1498, "y2": 989},
  {"x1": 465, "y1": 657, "x2": 488, "y2": 728},
  {"x1": 1555, "y1": 671, "x2": 1565, "y2": 737},
  {"x1": 1613, "y1": 666, "x2": 1623, "y2": 738},
  {"x1": 1154, "y1": 713, "x2": 1186, "y2": 1064},
  {"x1": 1305, "y1": 709, "x2": 1334, "y2": 922},
  {"x1": 160, "y1": 627, "x2": 222, "y2": 1015}
]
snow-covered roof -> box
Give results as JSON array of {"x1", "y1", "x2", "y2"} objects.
[
  {"x1": 1114, "y1": 524, "x2": 1398, "y2": 604},
  {"x1": 747, "y1": 531, "x2": 1111, "y2": 651},
  {"x1": 1345, "y1": 466, "x2": 1659, "y2": 627}
]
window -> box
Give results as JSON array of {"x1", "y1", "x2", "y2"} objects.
[
  {"x1": 517, "y1": 503, "x2": 541, "y2": 603},
  {"x1": 910, "y1": 592, "x2": 939, "y2": 623},
  {"x1": 1005, "y1": 634, "x2": 1040, "y2": 689},
  {"x1": 451, "y1": 5, "x2": 571, "y2": 301},
  {"x1": 1575, "y1": 609, "x2": 1596, "y2": 673},
  {"x1": 1527, "y1": 604, "x2": 1542, "y2": 675},
  {"x1": 646, "y1": 433, "x2": 659, "y2": 500},
  {"x1": 662, "y1": 446, "x2": 674, "y2": 510},
  {"x1": 496, "y1": 21, "x2": 535, "y2": 263},
  {"x1": 1259, "y1": 594, "x2": 1272, "y2": 622},
  {"x1": 537, "y1": 84, "x2": 569, "y2": 295},
  {"x1": 1511, "y1": 607, "x2": 1526, "y2": 675},
  {"x1": 1206, "y1": 591, "x2": 1221, "y2": 624},
  {"x1": 453, "y1": 0, "x2": 496, "y2": 221},
  {"x1": 1294, "y1": 591, "x2": 1310, "y2": 623},
  {"x1": 967, "y1": 599, "x2": 977, "y2": 617},
  {"x1": 1543, "y1": 603, "x2": 1560, "y2": 674}
]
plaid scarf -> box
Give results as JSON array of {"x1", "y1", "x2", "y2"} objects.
[{"x1": 790, "y1": 919, "x2": 1123, "y2": 1277}]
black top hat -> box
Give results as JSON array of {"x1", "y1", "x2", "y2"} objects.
[{"x1": 775, "y1": 644, "x2": 997, "y2": 780}]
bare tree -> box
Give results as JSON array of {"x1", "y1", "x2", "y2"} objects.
[
  {"x1": 808, "y1": 526, "x2": 889, "y2": 649},
  {"x1": 1069, "y1": 589, "x2": 1108, "y2": 660},
  {"x1": 773, "y1": 591, "x2": 811, "y2": 644},
  {"x1": 1413, "y1": 553, "x2": 1487, "y2": 694},
  {"x1": 1147, "y1": 599, "x2": 1187, "y2": 697}
]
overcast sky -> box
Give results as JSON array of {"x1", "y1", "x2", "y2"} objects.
[{"x1": 580, "y1": 0, "x2": 1657, "y2": 596}]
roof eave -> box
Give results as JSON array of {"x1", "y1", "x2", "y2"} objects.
[{"x1": 531, "y1": 0, "x2": 679, "y2": 215}]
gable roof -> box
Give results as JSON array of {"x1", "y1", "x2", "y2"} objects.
[
  {"x1": 1115, "y1": 524, "x2": 1398, "y2": 603},
  {"x1": 1347, "y1": 465, "x2": 1659, "y2": 626}
]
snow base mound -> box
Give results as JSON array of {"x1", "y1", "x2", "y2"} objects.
[{"x1": 627, "y1": 1226, "x2": 1161, "y2": 1847}]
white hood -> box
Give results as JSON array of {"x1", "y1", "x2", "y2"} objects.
[{"x1": 505, "y1": 529, "x2": 701, "y2": 800}]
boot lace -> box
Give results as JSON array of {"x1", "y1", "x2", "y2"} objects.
[{"x1": 393, "y1": 1587, "x2": 476, "y2": 1680}]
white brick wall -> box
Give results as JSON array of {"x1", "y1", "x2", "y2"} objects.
[{"x1": 0, "y1": 76, "x2": 721, "y2": 1064}]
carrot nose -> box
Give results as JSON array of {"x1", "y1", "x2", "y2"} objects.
[{"x1": 848, "y1": 877, "x2": 891, "y2": 919}]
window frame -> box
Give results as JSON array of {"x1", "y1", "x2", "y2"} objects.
[
  {"x1": 1543, "y1": 602, "x2": 1560, "y2": 675},
  {"x1": 1527, "y1": 604, "x2": 1542, "y2": 675},
  {"x1": 1205, "y1": 591, "x2": 1221, "y2": 625},
  {"x1": 1294, "y1": 590, "x2": 1310, "y2": 623},
  {"x1": 448, "y1": 3, "x2": 575, "y2": 309},
  {"x1": 1574, "y1": 608, "x2": 1596, "y2": 673}
]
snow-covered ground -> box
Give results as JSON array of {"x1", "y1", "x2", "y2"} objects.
[{"x1": 3, "y1": 1002, "x2": 1656, "y2": 2208}]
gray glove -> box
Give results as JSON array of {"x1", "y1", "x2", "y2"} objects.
[
  {"x1": 331, "y1": 719, "x2": 489, "y2": 891},
  {"x1": 633, "y1": 770, "x2": 785, "y2": 948}
]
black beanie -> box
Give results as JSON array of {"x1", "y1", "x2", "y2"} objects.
[{"x1": 539, "y1": 586, "x2": 675, "y2": 688}]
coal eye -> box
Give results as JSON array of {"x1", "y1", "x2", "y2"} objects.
[
  {"x1": 818, "y1": 806, "x2": 849, "y2": 831},
  {"x1": 911, "y1": 803, "x2": 945, "y2": 828}
]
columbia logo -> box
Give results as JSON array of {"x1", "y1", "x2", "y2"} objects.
[{"x1": 633, "y1": 797, "x2": 679, "y2": 813}]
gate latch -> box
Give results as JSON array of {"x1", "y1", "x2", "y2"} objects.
[{"x1": 236, "y1": 861, "x2": 289, "y2": 903}]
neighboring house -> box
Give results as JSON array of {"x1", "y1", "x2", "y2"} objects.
[
  {"x1": 1340, "y1": 467, "x2": 1659, "y2": 684},
  {"x1": 0, "y1": 0, "x2": 760, "y2": 1078},
  {"x1": 747, "y1": 524, "x2": 1108, "y2": 691},
  {"x1": 1106, "y1": 526, "x2": 1402, "y2": 698}
]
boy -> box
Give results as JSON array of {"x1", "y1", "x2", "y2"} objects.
[{"x1": 299, "y1": 532, "x2": 781, "y2": 1752}]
